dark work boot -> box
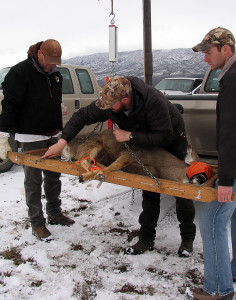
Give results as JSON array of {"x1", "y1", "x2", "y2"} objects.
[
  {"x1": 48, "y1": 214, "x2": 75, "y2": 226},
  {"x1": 178, "y1": 239, "x2": 193, "y2": 257},
  {"x1": 188, "y1": 287, "x2": 234, "y2": 299},
  {"x1": 125, "y1": 239, "x2": 154, "y2": 255},
  {"x1": 32, "y1": 224, "x2": 52, "y2": 241}
]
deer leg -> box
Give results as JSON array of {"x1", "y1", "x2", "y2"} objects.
[
  {"x1": 96, "y1": 152, "x2": 135, "y2": 178},
  {"x1": 79, "y1": 170, "x2": 102, "y2": 182},
  {"x1": 80, "y1": 165, "x2": 105, "y2": 182},
  {"x1": 79, "y1": 152, "x2": 132, "y2": 182},
  {"x1": 75, "y1": 144, "x2": 104, "y2": 182}
]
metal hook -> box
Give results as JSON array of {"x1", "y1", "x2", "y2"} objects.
[
  {"x1": 109, "y1": 62, "x2": 116, "y2": 76},
  {"x1": 109, "y1": 13, "x2": 115, "y2": 25}
]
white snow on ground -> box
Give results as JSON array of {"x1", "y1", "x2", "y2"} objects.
[{"x1": 0, "y1": 164, "x2": 234, "y2": 299}]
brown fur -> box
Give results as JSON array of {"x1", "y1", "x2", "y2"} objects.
[{"x1": 63, "y1": 129, "x2": 200, "y2": 183}]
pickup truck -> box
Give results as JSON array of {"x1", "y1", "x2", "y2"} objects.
[
  {"x1": 167, "y1": 67, "x2": 220, "y2": 157},
  {"x1": 155, "y1": 77, "x2": 203, "y2": 95},
  {"x1": 0, "y1": 64, "x2": 103, "y2": 173}
]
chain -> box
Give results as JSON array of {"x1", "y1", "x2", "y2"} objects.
[
  {"x1": 110, "y1": 0, "x2": 114, "y2": 15},
  {"x1": 131, "y1": 188, "x2": 135, "y2": 204},
  {"x1": 73, "y1": 122, "x2": 102, "y2": 160},
  {"x1": 122, "y1": 141, "x2": 160, "y2": 187},
  {"x1": 77, "y1": 122, "x2": 102, "y2": 145},
  {"x1": 113, "y1": 123, "x2": 160, "y2": 187},
  {"x1": 109, "y1": 62, "x2": 116, "y2": 77}
]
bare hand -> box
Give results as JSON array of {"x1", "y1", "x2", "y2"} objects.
[
  {"x1": 41, "y1": 141, "x2": 65, "y2": 159},
  {"x1": 113, "y1": 128, "x2": 131, "y2": 143},
  {"x1": 218, "y1": 185, "x2": 233, "y2": 203}
]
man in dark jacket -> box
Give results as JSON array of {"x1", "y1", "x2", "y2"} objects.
[
  {"x1": 0, "y1": 39, "x2": 74, "y2": 240},
  {"x1": 189, "y1": 27, "x2": 236, "y2": 300},
  {"x1": 43, "y1": 76, "x2": 195, "y2": 256}
]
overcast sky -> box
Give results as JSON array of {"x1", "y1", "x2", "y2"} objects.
[{"x1": 1, "y1": 0, "x2": 235, "y2": 69}]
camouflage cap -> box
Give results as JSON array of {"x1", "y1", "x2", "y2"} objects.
[
  {"x1": 95, "y1": 76, "x2": 132, "y2": 110},
  {"x1": 192, "y1": 27, "x2": 235, "y2": 52}
]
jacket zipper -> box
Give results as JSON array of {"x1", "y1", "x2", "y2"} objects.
[{"x1": 46, "y1": 75, "x2": 53, "y2": 98}]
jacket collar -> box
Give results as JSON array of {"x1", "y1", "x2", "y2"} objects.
[{"x1": 218, "y1": 53, "x2": 236, "y2": 81}]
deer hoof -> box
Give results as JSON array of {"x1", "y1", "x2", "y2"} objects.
[
  {"x1": 98, "y1": 174, "x2": 105, "y2": 182},
  {"x1": 79, "y1": 175, "x2": 84, "y2": 183}
]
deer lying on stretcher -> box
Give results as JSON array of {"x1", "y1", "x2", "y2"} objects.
[{"x1": 62, "y1": 129, "x2": 213, "y2": 185}]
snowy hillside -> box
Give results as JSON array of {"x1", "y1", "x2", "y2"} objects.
[{"x1": 63, "y1": 48, "x2": 208, "y2": 86}]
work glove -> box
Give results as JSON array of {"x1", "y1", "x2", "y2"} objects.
[{"x1": 0, "y1": 132, "x2": 11, "y2": 160}]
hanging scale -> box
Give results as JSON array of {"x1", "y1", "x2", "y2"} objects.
[{"x1": 109, "y1": 0, "x2": 118, "y2": 76}]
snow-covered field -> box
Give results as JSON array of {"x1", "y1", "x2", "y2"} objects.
[{"x1": 0, "y1": 164, "x2": 232, "y2": 299}]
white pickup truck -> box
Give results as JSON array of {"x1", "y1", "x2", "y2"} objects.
[{"x1": 0, "y1": 64, "x2": 103, "y2": 172}]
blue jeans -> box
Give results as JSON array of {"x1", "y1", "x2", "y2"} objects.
[
  {"x1": 199, "y1": 178, "x2": 236, "y2": 296},
  {"x1": 231, "y1": 204, "x2": 236, "y2": 278}
]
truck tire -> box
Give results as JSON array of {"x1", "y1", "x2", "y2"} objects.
[{"x1": 0, "y1": 134, "x2": 18, "y2": 173}]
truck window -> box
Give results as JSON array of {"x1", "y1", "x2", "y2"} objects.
[
  {"x1": 205, "y1": 69, "x2": 221, "y2": 92},
  {"x1": 75, "y1": 69, "x2": 94, "y2": 94},
  {"x1": 58, "y1": 67, "x2": 74, "y2": 94},
  {"x1": 192, "y1": 79, "x2": 203, "y2": 90},
  {"x1": 155, "y1": 78, "x2": 202, "y2": 93}
]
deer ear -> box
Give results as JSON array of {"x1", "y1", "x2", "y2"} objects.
[
  {"x1": 185, "y1": 144, "x2": 200, "y2": 165},
  {"x1": 188, "y1": 144, "x2": 193, "y2": 152}
]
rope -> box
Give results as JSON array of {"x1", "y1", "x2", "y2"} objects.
[{"x1": 70, "y1": 156, "x2": 104, "y2": 173}]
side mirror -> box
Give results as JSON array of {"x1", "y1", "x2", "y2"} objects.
[{"x1": 173, "y1": 103, "x2": 184, "y2": 114}]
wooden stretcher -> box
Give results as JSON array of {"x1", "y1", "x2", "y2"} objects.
[{"x1": 7, "y1": 149, "x2": 223, "y2": 203}]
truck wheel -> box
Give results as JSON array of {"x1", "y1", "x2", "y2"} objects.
[{"x1": 0, "y1": 134, "x2": 18, "y2": 173}]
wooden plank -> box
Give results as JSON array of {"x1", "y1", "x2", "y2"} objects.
[
  {"x1": 105, "y1": 171, "x2": 218, "y2": 202},
  {"x1": 7, "y1": 150, "x2": 223, "y2": 203},
  {"x1": 8, "y1": 151, "x2": 86, "y2": 176},
  {"x1": 201, "y1": 173, "x2": 218, "y2": 187}
]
